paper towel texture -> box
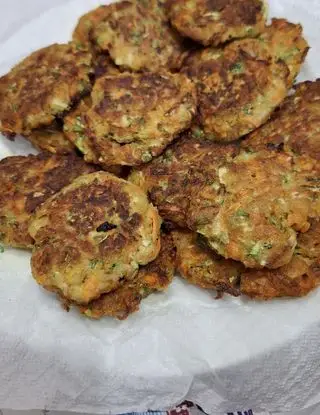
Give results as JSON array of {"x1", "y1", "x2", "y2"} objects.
[{"x1": 0, "y1": 0, "x2": 320, "y2": 414}]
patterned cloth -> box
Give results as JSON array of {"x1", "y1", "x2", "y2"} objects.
[
  {"x1": 0, "y1": 402, "x2": 267, "y2": 415},
  {"x1": 0, "y1": 402, "x2": 260, "y2": 415},
  {"x1": 1, "y1": 401, "x2": 320, "y2": 415}
]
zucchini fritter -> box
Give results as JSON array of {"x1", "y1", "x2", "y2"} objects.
[
  {"x1": 0, "y1": 153, "x2": 95, "y2": 249},
  {"x1": 29, "y1": 172, "x2": 161, "y2": 304},
  {"x1": 243, "y1": 80, "x2": 320, "y2": 160},
  {"x1": 73, "y1": 7, "x2": 124, "y2": 81},
  {"x1": 91, "y1": 0, "x2": 187, "y2": 71},
  {"x1": 196, "y1": 151, "x2": 320, "y2": 269},
  {"x1": 166, "y1": 0, "x2": 266, "y2": 46},
  {"x1": 132, "y1": 142, "x2": 320, "y2": 269},
  {"x1": 64, "y1": 72, "x2": 197, "y2": 167},
  {"x1": 80, "y1": 233, "x2": 176, "y2": 320},
  {"x1": 129, "y1": 132, "x2": 239, "y2": 227},
  {"x1": 172, "y1": 224, "x2": 320, "y2": 300},
  {"x1": 172, "y1": 230, "x2": 242, "y2": 296},
  {"x1": 73, "y1": 5, "x2": 110, "y2": 49},
  {"x1": 183, "y1": 19, "x2": 308, "y2": 142},
  {"x1": 241, "y1": 220, "x2": 320, "y2": 299},
  {"x1": 256, "y1": 18, "x2": 309, "y2": 85},
  {"x1": 0, "y1": 43, "x2": 93, "y2": 136}
]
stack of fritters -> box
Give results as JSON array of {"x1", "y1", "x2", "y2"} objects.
[
  {"x1": 132, "y1": 80, "x2": 320, "y2": 299},
  {"x1": 0, "y1": 0, "x2": 319, "y2": 319}
]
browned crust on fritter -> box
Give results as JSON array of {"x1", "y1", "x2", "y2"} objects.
[
  {"x1": 197, "y1": 151, "x2": 320, "y2": 269},
  {"x1": 0, "y1": 43, "x2": 93, "y2": 136},
  {"x1": 172, "y1": 230, "x2": 242, "y2": 296},
  {"x1": 0, "y1": 153, "x2": 95, "y2": 248},
  {"x1": 182, "y1": 18, "x2": 308, "y2": 142},
  {"x1": 91, "y1": 0, "x2": 187, "y2": 71},
  {"x1": 131, "y1": 136, "x2": 320, "y2": 270},
  {"x1": 73, "y1": 6, "x2": 126, "y2": 81},
  {"x1": 73, "y1": 5, "x2": 110, "y2": 49},
  {"x1": 225, "y1": 18, "x2": 309, "y2": 85},
  {"x1": 260, "y1": 18, "x2": 309, "y2": 85},
  {"x1": 172, "y1": 223, "x2": 320, "y2": 300},
  {"x1": 242, "y1": 79, "x2": 320, "y2": 161},
  {"x1": 166, "y1": 0, "x2": 266, "y2": 46},
  {"x1": 63, "y1": 96, "x2": 123, "y2": 178},
  {"x1": 29, "y1": 172, "x2": 161, "y2": 304},
  {"x1": 93, "y1": 54, "x2": 122, "y2": 79},
  {"x1": 26, "y1": 121, "x2": 75, "y2": 154},
  {"x1": 64, "y1": 72, "x2": 197, "y2": 167},
  {"x1": 183, "y1": 40, "x2": 288, "y2": 141},
  {"x1": 241, "y1": 220, "x2": 320, "y2": 299},
  {"x1": 129, "y1": 132, "x2": 239, "y2": 228},
  {"x1": 79, "y1": 233, "x2": 176, "y2": 319}
]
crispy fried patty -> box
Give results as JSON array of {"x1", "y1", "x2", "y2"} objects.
[
  {"x1": 80, "y1": 233, "x2": 176, "y2": 319},
  {"x1": 29, "y1": 172, "x2": 161, "y2": 304},
  {"x1": 64, "y1": 72, "x2": 197, "y2": 167},
  {"x1": 73, "y1": 6, "x2": 125, "y2": 81},
  {"x1": 241, "y1": 220, "x2": 320, "y2": 299},
  {"x1": 91, "y1": 0, "x2": 187, "y2": 71},
  {"x1": 132, "y1": 139, "x2": 320, "y2": 269},
  {"x1": 232, "y1": 18, "x2": 309, "y2": 84},
  {"x1": 197, "y1": 151, "x2": 320, "y2": 269},
  {"x1": 183, "y1": 19, "x2": 308, "y2": 142},
  {"x1": 0, "y1": 153, "x2": 95, "y2": 249},
  {"x1": 73, "y1": 5, "x2": 110, "y2": 49},
  {"x1": 257, "y1": 18, "x2": 309, "y2": 85},
  {"x1": 166, "y1": 0, "x2": 266, "y2": 46},
  {"x1": 129, "y1": 132, "x2": 239, "y2": 227},
  {"x1": 242, "y1": 80, "x2": 320, "y2": 160},
  {"x1": 173, "y1": 224, "x2": 320, "y2": 300},
  {"x1": 26, "y1": 121, "x2": 75, "y2": 154},
  {"x1": 172, "y1": 230, "x2": 242, "y2": 296},
  {"x1": 0, "y1": 43, "x2": 93, "y2": 136}
]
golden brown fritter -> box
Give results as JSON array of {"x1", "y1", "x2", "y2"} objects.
[
  {"x1": 0, "y1": 43, "x2": 93, "y2": 136},
  {"x1": 173, "y1": 224, "x2": 320, "y2": 301},
  {"x1": 64, "y1": 72, "x2": 197, "y2": 167},
  {"x1": 197, "y1": 151, "x2": 320, "y2": 269},
  {"x1": 131, "y1": 135, "x2": 320, "y2": 270},
  {"x1": 183, "y1": 19, "x2": 308, "y2": 142},
  {"x1": 0, "y1": 153, "x2": 95, "y2": 249},
  {"x1": 172, "y1": 230, "x2": 242, "y2": 296},
  {"x1": 129, "y1": 132, "x2": 239, "y2": 227},
  {"x1": 184, "y1": 41, "x2": 287, "y2": 142},
  {"x1": 72, "y1": 6, "x2": 125, "y2": 81},
  {"x1": 80, "y1": 233, "x2": 176, "y2": 320},
  {"x1": 242, "y1": 80, "x2": 320, "y2": 161},
  {"x1": 73, "y1": 5, "x2": 110, "y2": 49},
  {"x1": 257, "y1": 18, "x2": 309, "y2": 85},
  {"x1": 63, "y1": 96, "x2": 127, "y2": 175},
  {"x1": 26, "y1": 121, "x2": 75, "y2": 154},
  {"x1": 132, "y1": 137, "x2": 320, "y2": 269},
  {"x1": 166, "y1": 0, "x2": 266, "y2": 46},
  {"x1": 216, "y1": 18, "x2": 308, "y2": 87},
  {"x1": 232, "y1": 19, "x2": 309, "y2": 84},
  {"x1": 29, "y1": 172, "x2": 161, "y2": 304},
  {"x1": 91, "y1": 0, "x2": 187, "y2": 71},
  {"x1": 241, "y1": 220, "x2": 320, "y2": 299}
]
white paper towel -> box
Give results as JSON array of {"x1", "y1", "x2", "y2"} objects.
[{"x1": 0, "y1": 0, "x2": 320, "y2": 414}]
